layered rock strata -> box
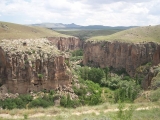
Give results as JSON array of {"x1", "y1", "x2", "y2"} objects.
[
  {"x1": 0, "y1": 39, "x2": 71, "y2": 94},
  {"x1": 47, "y1": 37, "x2": 82, "y2": 51},
  {"x1": 83, "y1": 41, "x2": 160, "y2": 77}
]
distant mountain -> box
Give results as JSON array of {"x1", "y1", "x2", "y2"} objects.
[{"x1": 31, "y1": 23, "x2": 137, "y2": 30}]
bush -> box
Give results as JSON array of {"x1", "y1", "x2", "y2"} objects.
[
  {"x1": 0, "y1": 94, "x2": 33, "y2": 110},
  {"x1": 1, "y1": 98, "x2": 17, "y2": 110},
  {"x1": 88, "y1": 68, "x2": 104, "y2": 84},
  {"x1": 73, "y1": 79, "x2": 102, "y2": 106},
  {"x1": 149, "y1": 88, "x2": 160, "y2": 102},
  {"x1": 71, "y1": 49, "x2": 83, "y2": 57},
  {"x1": 28, "y1": 95, "x2": 54, "y2": 108},
  {"x1": 78, "y1": 66, "x2": 104, "y2": 84},
  {"x1": 107, "y1": 76, "x2": 121, "y2": 90},
  {"x1": 114, "y1": 80, "x2": 140, "y2": 103},
  {"x1": 60, "y1": 94, "x2": 80, "y2": 108}
]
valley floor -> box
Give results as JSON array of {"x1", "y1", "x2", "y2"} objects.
[{"x1": 0, "y1": 101, "x2": 160, "y2": 120}]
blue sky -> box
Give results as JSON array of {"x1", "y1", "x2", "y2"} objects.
[{"x1": 0, "y1": 0, "x2": 160, "y2": 26}]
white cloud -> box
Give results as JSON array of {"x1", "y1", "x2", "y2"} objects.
[{"x1": 0, "y1": 0, "x2": 160, "y2": 26}]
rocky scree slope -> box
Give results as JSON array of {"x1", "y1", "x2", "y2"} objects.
[
  {"x1": 83, "y1": 25, "x2": 160, "y2": 89},
  {"x1": 0, "y1": 39, "x2": 71, "y2": 94}
]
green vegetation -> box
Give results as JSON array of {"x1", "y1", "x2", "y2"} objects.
[
  {"x1": 70, "y1": 49, "x2": 83, "y2": 61},
  {"x1": 87, "y1": 25, "x2": 160, "y2": 43},
  {"x1": 78, "y1": 66, "x2": 104, "y2": 84},
  {"x1": 0, "y1": 21, "x2": 70, "y2": 40},
  {"x1": 0, "y1": 92, "x2": 56, "y2": 110},
  {"x1": 38, "y1": 74, "x2": 43, "y2": 79},
  {"x1": 73, "y1": 66, "x2": 141, "y2": 104},
  {"x1": 72, "y1": 78, "x2": 102, "y2": 106},
  {"x1": 28, "y1": 95, "x2": 54, "y2": 108},
  {"x1": 56, "y1": 29, "x2": 122, "y2": 40},
  {"x1": 71, "y1": 49, "x2": 83, "y2": 57},
  {"x1": 149, "y1": 88, "x2": 160, "y2": 102},
  {"x1": 60, "y1": 94, "x2": 80, "y2": 108},
  {"x1": 0, "y1": 94, "x2": 33, "y2": 110}
]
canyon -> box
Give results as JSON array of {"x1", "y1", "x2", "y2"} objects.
[{"x1": 83, "y1": 41, "x2": 160, "y2": 89}]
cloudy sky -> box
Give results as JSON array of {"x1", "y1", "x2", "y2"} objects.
[{"x1": 0, "y1": 0, "x2": 160, "y2": 26}]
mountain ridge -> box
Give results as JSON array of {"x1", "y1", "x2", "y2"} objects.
[{"x1": 31, "y1": 23, "x2": 137, "y2": 30}]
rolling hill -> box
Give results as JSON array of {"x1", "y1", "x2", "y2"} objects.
[
  {"x1": 87, "y1": 25, "x2": 160, "y2": 43},
  {"x1": 0, "y1": 21, "x2": 70, "y2": 40}
]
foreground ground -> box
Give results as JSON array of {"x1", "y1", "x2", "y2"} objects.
[{"x1": 0, "y1": 101, "x2": 160, "y2": 120}]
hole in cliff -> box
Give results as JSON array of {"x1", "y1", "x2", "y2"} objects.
[
  {"x1": 33, "y1": 83, "x2": 38, "y2": 86},
  {"x1": 23, "y1": 42, "x2": 27, "y2": 46}
]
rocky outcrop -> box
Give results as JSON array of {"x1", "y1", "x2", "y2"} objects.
[
  {"x1": 142, "y1": 64, "x2": 160, "y2": 90},
  {"x1": 0, "y1": 39, "x2": 71, "y2": 94},
  {"x1": 83, "y1": 41, "x2": 160, "y2": 77},
  {"x1": 47, "y1": 37, "x2": 82, "y2": 51}
]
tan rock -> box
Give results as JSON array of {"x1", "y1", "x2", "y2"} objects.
[
  {"x1": 83, "y1": 41, "x2": 160, "y2": 77},
  {"x1": 47, "y1": 37, "x2": 82, "y2": 51},
  {"x1": 0, "y1": 39, "x2": 72, "y2": 94}
]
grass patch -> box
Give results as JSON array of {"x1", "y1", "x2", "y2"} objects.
[
  {"x1": 0, "y1": 21, "x2": 71, "y2": 40},
  {"x1": 87, "y1": 25, "x2": 160, "y2": 43}
]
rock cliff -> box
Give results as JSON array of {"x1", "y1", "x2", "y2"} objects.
[
  {"x1": 0, "y1": 39, "x2": 71, "y2": 94},
  {"x1": 47, "y1": 37, "x2": 82, "y2": 51},
  {"x1": 142, "y1": 64, "x2": 160, "y2": 90},
  {"x1": 83, "y1": 41, "x2": 160, "y2": 77}
]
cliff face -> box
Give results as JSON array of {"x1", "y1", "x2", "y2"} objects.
[
  {"x1": 83, "y1": 41, "x2": 160, "y2": 77},
  {"x1": 0, "y1": 39, "x2": 71, "y2": 94},
  {"x1": 47, "y1": 37, "x2": 82, "y2": 51},
  {"x1": 142, "y1": 64, "x2": 160, "y2": 90}
]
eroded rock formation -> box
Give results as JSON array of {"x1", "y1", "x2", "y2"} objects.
[
  {"x1": 47, "y1": 37, "x2": 82, "y2": 51},
  {"x1": 83, "y1": 41, "x2": 160, "y2": 77},
  {"x1": 0, "y1": 39, "x2": 71, "y2": 94}
]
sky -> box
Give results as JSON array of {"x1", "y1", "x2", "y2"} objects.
[{"x1": 0, "y1": 0, "x2": 160, "y2": 26}]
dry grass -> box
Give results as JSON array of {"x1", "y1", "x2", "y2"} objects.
[
  {"x1": 87, "y1": 25, "x2": 160, "y2": 43},
  {"x1": 0, "y1": 21, "x2": 71, "y2": 40},
  {"x1": 0, "y1": 101, "x2": 159, "y2": 120}
]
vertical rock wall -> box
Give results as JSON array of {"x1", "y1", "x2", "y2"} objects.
[
  {"x1": 47, "y1": 37, "x2": 82, "y2": 51},
  {"x1": 0, "y1": 39, "x2": 71, "y2": 94},
  {"x1": 83, "y1": 41, "x2": 160, "y2": 77}
]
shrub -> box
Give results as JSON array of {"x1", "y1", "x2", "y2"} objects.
[
  {"x1": 114, "y1": 80, "x2": 140, "y2": 103},
  {"x1": 149, "y1": 88, "x2": 160, "y2": 102},
  {"x1": 71, "y1": 49, "x2": 83, "y2": 57},
  {"x1": 78, "y1": 66, "x2": 104, "y2": 84},
  {"x1": 0, "y1": 94, "x2": 33, "y2": 110},
  {"x1": 28, "y1": 96, "x2": 53, "y2": 108},
  {"x1": 60, "y1": 94, "x2": 81, "y2": 108},
  {"x1": 49, "y1": 90, "x2": 55, "y2": 95},
  {"x1": 116, "y1": 101, "x2": 134, "y2": 120},
  {"x1": 107, "y1": 76, "x2": 121, "y2": 90},
  {"x1": 1, "y1": 98, "x2": 17, "y2": 110},
  {"x1": 103, "y1": 67, "x2": 109, "y2": 80},
  {"x1": 38, "y1": 74, "x2": 43, "y2": 79},
  {"x1": 73, "y1": 80, "x2": 102, "y2": 106},
  {"x1": 88, "y1": 68, "x2": 104, "y2": 84}
]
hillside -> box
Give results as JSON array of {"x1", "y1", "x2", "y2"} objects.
[
  {"x1": 87, "y1": 25, "x2": 160, "y2": 43},
  {"x1": 55, "y1": 29, "x2": 123, "y2": 40},
  {"x1": 0, "y1": 21, "x2": 70, "y2": 40}
]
